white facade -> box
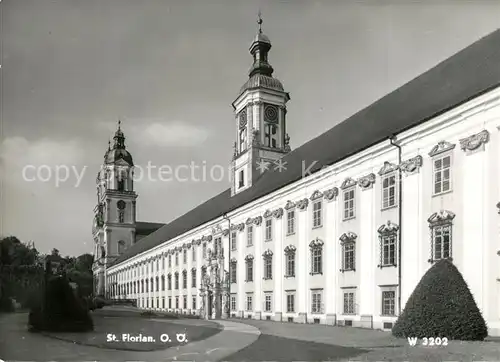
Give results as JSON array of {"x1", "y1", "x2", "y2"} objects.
[{"x1": 105, "y1": 84, "x2": 500, "y2": 336}]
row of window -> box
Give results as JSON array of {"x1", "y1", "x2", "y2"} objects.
[
  {"x1": 137, "y1": 295, "x2": 197, "y2": 311},
  {"x1": 231, "y1": 288, "x2": 396, "y2": 316}
]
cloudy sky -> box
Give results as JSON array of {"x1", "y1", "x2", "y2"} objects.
[{"x1": 1, "y1": 0, "x2": 499, "y2": 257}]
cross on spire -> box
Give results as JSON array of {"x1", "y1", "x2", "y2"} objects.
[{"x1": 257, "y1": 10, "x2": 263, "y2": 33}]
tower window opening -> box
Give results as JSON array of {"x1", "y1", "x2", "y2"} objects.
[
  {"x1": 239, "y1": 170, "x2": 245, "y2": 188},
  {"x1": 264, "y1": 124, "x2": 278, "y2": 148}
]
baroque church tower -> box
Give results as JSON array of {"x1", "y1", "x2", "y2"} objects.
[
  {"x1": 231, "y1": 14, "x2": 291, "y2": 196},
  {"x1": 92, "y1": 121, "x2": 137, "y2": 295}
]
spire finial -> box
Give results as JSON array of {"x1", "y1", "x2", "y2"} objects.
[
  {"x1": 257, "y1": 9, "x2": 263, "y2": 33},
  {"x1": 108, "y1": 139, "x2": 111, "y2": 150},
  {"x1": 118, "y1": 119, "x2": 121, "y2": 131}
]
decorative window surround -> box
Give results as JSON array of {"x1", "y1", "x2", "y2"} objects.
[
  {"x1": 358, "y1": 173, "x2": 376, "y2": 190},
  {"x1": 245, "y1": 255, "x2": 254, "y2": 282},
  {"x1": 428, "y1": 140, "x2": 456, "y2": 157},
  {"x1": 427, "y1": 210, "x2": 455, "y2": 263},
  {"x1": 262, "y1": 249, "x2": 273, "y2": 280},
  {"x1": 497, "y1": 201, "x2": 500, "y2": 214},
  {"x1": 253, "y1": 216, "x2": 263, "y2": 226},
  {"x1": 297, "y1": 198, "x2": 309, "y2": 211},
  {"x1": 273, "y1": 207, "x2": 284, "y2": 219},
  {"x1": 309, "y1": 237, "x2": 323, "y2": 275},
  {"x1": 340, "y1": 232, "x2": 357, "y2": 272},
  {"x1": 341, "y1": 178, "x2": 357, "y2": 190},
  {"x1": 324, "y1": 187, "x2": 339, "y2": 201},
  {"x1": 459, "y1": 129, "x2": 489, "y2": 154},
  {"x1": 263, "y1": 209, "x2": 273, "y2": 219},
  {"x1": 284, "y1": 200, "x2": 296, "y2": 210},
  {"x1": 377, "y1": 221, "x2": 399, "y2": 268},
  {"x1": 399, "y1": 155, "x2": 423, "y2": 175},
  {"x1": 310, "y1": 190, "x2": 324, "y2": 201},
  {"x1": 378, "y1": 161, "x2": 399, "y2": 176},
  {"x1": 284, "y1": 245, "x2": 296, "y2": 278}
]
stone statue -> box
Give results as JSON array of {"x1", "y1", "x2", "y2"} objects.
[
  {"x1": 252, "y1": 129, "x2": 260, "y2": 146},
  {"x1": 207, "y1": 248, "x2": 212, "y2": 261}
]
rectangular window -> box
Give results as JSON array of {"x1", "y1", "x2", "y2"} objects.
[
  {"x1": 175, "y1": 274, "x2": 179, "y2": 290},
  {"x1": 287, "y1": 210, "x2": 295, "y2": 235},
  {"x1": 192, "y1": 296, "x2": 197, "y2": 310},
  {"x1": 167, "y1": 275, "x2": 172, "y2": 290},
  {"x1": 191, "y1": 270, "x2": 197, "y2": 288},
  {"x1": 231, "y1": 295, "x2": 237, "y2": 311},
  {"x1": 343, "y1": 291, "x2": 355, "y2": 314},
  {"x1": 182, "y1": 272, "x2": 187, "y2": 289},
  {"x1": 175, "y1": 253, "x2": 179, "y2": 266},
  {"x1": 343, "y1": 243, "x2": 355, "y2": 271},
  {"x1": 162, "y1": 297, "x2": 165, "y2": 309},
  {"x1": 162, "y1": 257, "x2": 165, "y2": 270},
  {"x1": 168, "y1": 297, "x2": 172, "y2": 309},
  {"x1": 382, "y1": 290, "x2": 396, "y2": 316},
  {"x1": 312, "y1": 201, "x2": 322, "y2": 228},
  {"x1": 203, "y1": 243, "x2": 207, "y2": 259},
  {"x1": 231, "y1": 232, "x2": 237, "y2": 250},
  {"x1": 381, "y1": 235, "x2": 397, "y2": 266},
  {"x1": 286, "y1": 293, "x2": 295, "y2": 313},
  {"x1": 382, "y1": 174, "x2": 397, "y2": 209},
  {"x1": 265, "y1": 219, "x2": 272, "y2": 241},
  {"x1": 183, "y1": 296, "x2": 187, "y2": 309},
  {"x1": 214, "y1": 237, "x2": 222, "y2": 256},
  {"x1": 432, "y1": 224, "x2": 452, "y2": 260},
  {"x1": 264, "y1": 293, "x2": 272, "y2": 312},
  {"x1": 230, "y1": 262, "x2": 237, "y2": 283},
  {"x1": 246, "y1": 260, "x2": 253, "y2": 282},
  {"x1": 156, "y1": 297, "x2": 159, "y2": 308},
  {"x1": 175, "y1": 296, "x2": 179, "y2": 309},
  {"x1": 311, "y1": 248, "x2": 322, "y2": 274},
  {"x1": 192, "y1": 246, "x2": 196, "y2": 262},
  {"x1": 311, "y1": 290, "x2": 323, "y2": 314},
  {"x1": 285, "y1": 252, "x2": 295, "y2": 277},
  {"x1": 264, "y1": 123, "x2": 278, "y2": 148},
  {"x1": 343, "y1": 188, "x2": 355, "y2": 220},
  {"x1": 433, "y1": 154, "x2": 452, "y2": 195},
  {"x1": 246, "y1": 294, "x2": 253, "y2": 311},
  {"x1": 263, "y1": 256, "x2": 273, "y2": 279},
  {"x1": 168, "y1": 255, "x2": 172, "y2": 267},
  {"x1": 183, "y1": 249, "x2": 187, "y2": 264},
  {"x1": 247, "y1": 226, "x2": 253, "y2": 246}
]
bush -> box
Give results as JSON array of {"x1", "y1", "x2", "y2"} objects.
[
  {"x1": 392, "y1": 259, "x2": 488, "y2": 340},
  {"x1": 28, "y1": 276, "x2": 93, "y2": 332}
]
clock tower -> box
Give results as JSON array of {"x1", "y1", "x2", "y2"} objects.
[
  {"x1": 231, "y1": 14, "x2": 291, "y2": 196},
  {"x1": 92, "y1": 121, "x2": 137, "y2": 296}
]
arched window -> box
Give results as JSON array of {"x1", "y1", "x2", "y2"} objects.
[{"x1": 118, "y1": 240, "x2": 125, "y2": 254}]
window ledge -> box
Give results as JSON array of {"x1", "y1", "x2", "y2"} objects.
[
  {"x1": 380, "y1": 314, "x2": 397, "y2": 317},
  {"x1": 428, "y1": 257, "x2": 453, "y2": 264},
  {"x1": 262, "y1": 277, "x2": 273, "y2": 281},
  {"x1": 378, "y1": 264, "x2": 397, "y2": 269},
  {"x1": 432, "y1": 189, "x2": 453, "y2": 198},
  {"x1": 343, "y1": 216, "x2": 356, "y2": 222},
  {"x1": 312, "y1": 225, "x2": 323, "y2": 230},
  {"x1": 309, "y1": 272, "x2": 323, "y2": 276},
  {"x1": 340, "y1": 268, "x2": 356, "y2": 273},
  {"x1": 284, "y1": 275, "x2": 295, "y2": 278},
  {"x1": 341, "y1": 313, "x2": 356, "y2": 316},
  {"x1": 381, "y1": 204, "x2": 398, "y2": 211},
  {"x1": 264, "y1": 239, "x2": 272, "y2": 242},
  {"x1": 286, "y1": 232, "x2": 296, "y2": 236}
]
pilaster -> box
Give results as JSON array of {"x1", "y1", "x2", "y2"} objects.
[
  {"x1": 274, "y1": 211, "x2": 284, "y2": 321},
  {"x1": 254, "y1": 221, "x2": 263, "y2": 316},
  {"x1": 238, "y1": 229, "x2": 245, "y2": 317},
  {"x1": 297, "y1": 201, "x2": 308, "y2": 321},
  {"x1": 358, "y1": 181, "x2": 375, "y2": 318},
  {"x1": 324, "y1": 191, "x2": 338, "y2": 321}
]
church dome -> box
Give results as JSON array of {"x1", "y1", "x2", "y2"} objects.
[
  {"x1": 253, "y1": 32, "x2": 271, "y2": 45},
  {"x1": 239, "y1": 73, "x2": 284, "y2": 95},
  {"x1": 104, "y1": 148, "x2": 134, "y2": 166}
]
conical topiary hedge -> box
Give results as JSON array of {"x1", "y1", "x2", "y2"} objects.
[{"x1": 392, "y1": 259, "x2": 487, "y2": 340}]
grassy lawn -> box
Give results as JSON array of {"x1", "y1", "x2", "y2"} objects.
[{"x1": 40, "y1": 313, "x2": 222, "y2": 351}]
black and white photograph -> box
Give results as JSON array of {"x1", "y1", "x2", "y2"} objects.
[{"x1": 1, "y1": 0, "x2": 500, "y2": 361}]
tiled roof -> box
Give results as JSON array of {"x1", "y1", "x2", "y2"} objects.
[
  {"x1": 136, "y1": 221, "x2": 165, "y2": 236},
  {"x1": 109, "y1": 28, "x2": 500, "y2": 267}
]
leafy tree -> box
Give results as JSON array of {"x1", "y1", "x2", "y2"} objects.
[{"x1": 392, "y1": 259, "x2": 488, "y2": 340}]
